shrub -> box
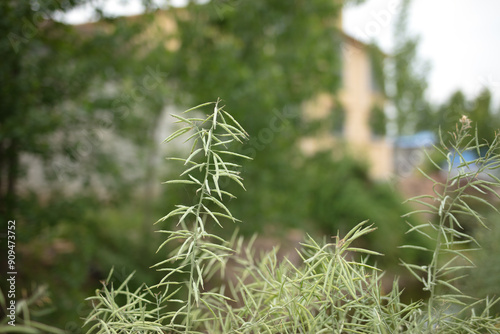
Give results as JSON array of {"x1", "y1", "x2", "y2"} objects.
[
  {"x1": 83, "y1": 103, "x2": 500, "y2": 333},
  {"x1": 0, "y1": 285, "x2": 66, "y2": 333}
]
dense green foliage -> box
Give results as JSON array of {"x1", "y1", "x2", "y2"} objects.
[
  {"x1": 170, "y1": 0, "x2": 346, "y2": 233},
  {"x1": 82, "y1": 104, "x2": 500, "y2": 333},
  {"x1": 433, "y1": 89, "x2": 500, "y2": 144},
  {"x1": 463, "y1": 212, "x2": 500, "y2": 315},
  {"x1": 0, "y1": 0, "x2": 172, "y2": 327}
]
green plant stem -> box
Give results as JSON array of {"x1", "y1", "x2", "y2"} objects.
[
  {"x1": 186, "y1": 127, "x2": 214, "y2": 333},
  {"x1": 427, "y1": 206, "x2": 443, "y2": 329},
  {"x1": 426, "y1": 126, "x2": 474, "y2": 328}
]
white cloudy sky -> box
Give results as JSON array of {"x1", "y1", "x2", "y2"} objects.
[
  {"x1": 344, "y1": 0, "x2": 500, "y2": 106},
  {"x1": 62, "y1": 0, "x2": 500, "y2": 107}
]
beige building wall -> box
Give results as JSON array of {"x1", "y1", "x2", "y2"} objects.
[
  {"x1": 339, "y1": 38, "x2": 373, "y2": 145},
  {"x1": 301, "y1": 35, "x2": 394, "y2": 179},
  {"x1": 367, "y1": 138, "x2": 394, "y2": 179}
]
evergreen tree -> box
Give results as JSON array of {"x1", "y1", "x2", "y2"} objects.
[{"x1": 390, "y1": 0, "x2": 431, "y2": 135}]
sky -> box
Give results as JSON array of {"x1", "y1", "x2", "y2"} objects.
[
  {"x1": 344, "y1": 0, "x2": 500, "y2": 106},
  {"x1": 61, "y1": 0, "x2": 500, "y2": 107}
]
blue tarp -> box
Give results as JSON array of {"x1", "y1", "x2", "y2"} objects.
[{"x1": 395, "y1": 131, "x2": 436, "y2": 149}]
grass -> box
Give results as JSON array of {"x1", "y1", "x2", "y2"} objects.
[
  {"x1": 6, "y1": 101, "x2": 499, "y2": 333},
  {"x1": 80, "y1": 103, "x2": 500, "y2": 333}
]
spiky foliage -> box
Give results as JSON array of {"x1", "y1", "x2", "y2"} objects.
[
  {"x1": 84, "y1": 105, "x2": 500, "y2": 333},
  {"x1": 199, "y1": 222, "x2": 422, "y2": 333},
  {"x1": 0, "y1": 285, "x2": 65, "y2": 333},
  {"x1": 152, "y1": 99, "x2": 250, "y2": 332},
  {"x1": 84, "y1": 100, "x2": 249, "y2": 333},
  {"x1": 401, "y1": 115, "x2": 500, "y2": 332}
]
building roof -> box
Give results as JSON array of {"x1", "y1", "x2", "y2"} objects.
[{"x1": 395, "y1": 131, "x2": 436, "y2": 149}]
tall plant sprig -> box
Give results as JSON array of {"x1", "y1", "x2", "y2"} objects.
[
  {"x1": 401, "y1": 115, "x2": 500, "y2": 330},
  {"x1": 83, "y1": 100, "x2": 250, "y2": 333},
  {"x1": 152, "y1": 99, "x2": 250, "y2": 332}
]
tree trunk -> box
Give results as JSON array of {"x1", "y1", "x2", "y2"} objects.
[
  {"x1": 0, "y1": 140, "x2": 4, "y2": 217},
  {"x1": 3, "y1": 139, "x2": 19, "y2": 219}
]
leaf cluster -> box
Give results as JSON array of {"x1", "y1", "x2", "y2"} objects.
[
  {"x1": 0, "y1": 285, "x2": 65, "y2": 334},
  {"x1": 401, "y1": 117, "x2": 500, "y2": 330},
  {"x1": 84, "y1": 106, "x2": 500, "y2": 333}
]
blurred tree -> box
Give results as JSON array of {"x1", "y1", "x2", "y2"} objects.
[
  {"x1": 434, "y1": 88, "x2": 499, "y2": 145},
  {"x1": 390, "y1": 0, "x2": 432, "y2": 135},
  {"x1": 1, "y1": 1, "x2": 101, "y2": 219},
  {"x1": 169, "y1": 0, "x2": 350, "y2": 231},
  {"x1": 470, "y1": 88, "x2": 498, "y2": 144},
  {"x1": 0, "y1": 1, "x2": 171, "y2": 326},
  {"x1": 368, "y1": 43, "x2": 387, "y2": 97},
  {"x1": 435, "y1": 90, "x2": 468, "y2": 134},
  {"x1": 370, "y1": 105, "x2": 387, "y2": 136},
  {"x1": 0, "y1": 0, "x2": 76, "y2": 219},
  {"x1": 367, "y1": 43, "x2": 387, "y2": 136},
  {"x1": 0, "y1": 1, "x2": 170, "y2": 223}
]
